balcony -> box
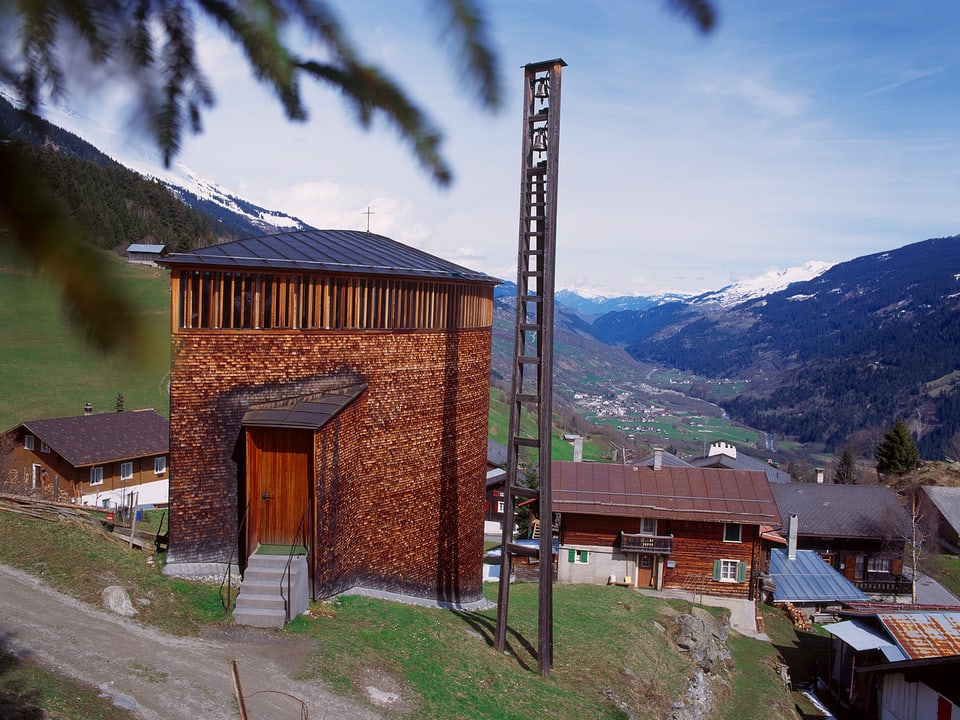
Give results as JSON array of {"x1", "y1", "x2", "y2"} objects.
[{"x1": 621, "y1": 532, "x2": 674, "y2": 555}]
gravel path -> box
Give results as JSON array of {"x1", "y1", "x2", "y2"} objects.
[{"x1": 0, "y1": 565, "x2": 383, "y2": 720}]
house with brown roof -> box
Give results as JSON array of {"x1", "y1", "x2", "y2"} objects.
[
  {"x1": 552, "y1": 461, "x2": 781, "y2": 599},
  {"x1": 1, "y1": 408, "x2": 169, "y2": 507},
  {"x1": 771, "y1": 483, "x2": 912, "y2": 597}
]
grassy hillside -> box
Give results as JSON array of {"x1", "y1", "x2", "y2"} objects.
[
  {"x1": 0, "y1": 507, "x2": 809, "y2": 720},
  {"x1": 0, "y1": 242, "x2": 171, "y2": 430}
]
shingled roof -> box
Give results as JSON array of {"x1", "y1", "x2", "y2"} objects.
[
  {"x1": 159, "y1": 229, "x2": 500, "y2": 284},
  {"x1": 771, "y1": 482, "x2": 910, "y2": 538},
  {"x1": 924, "y1": 486, "x2": 960, "y2": 536},
  {"x1": 19, "y1": 410, "x2": 168, "y2": 467},
  {"x1": 552, "y1": 462, "x2": 781, "y2": 525}
]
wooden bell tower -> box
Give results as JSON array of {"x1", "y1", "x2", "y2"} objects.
[{"x1": 495, "y1": 58, "x2": 565, "y2": 677}]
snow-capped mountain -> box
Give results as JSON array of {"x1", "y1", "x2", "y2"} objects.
[
  {"x1": 0, "y1": 86, "x2": 306, "y2": 234},
  {"x1": 688, "y1": 261, "x2": 834, "y2": 307}
]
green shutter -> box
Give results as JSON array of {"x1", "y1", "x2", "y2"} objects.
[
  {"x1": 579, "y1": 550, "x2": 589, "y2": 564},
  {"x1": 712, "y1": 559, "x2": 721, "y2": 581},
  {"x1": 736, "y1": 561, "x2": 747, "y2": 583},
  {"x1": 568, "y1": 549, "x2": 576, "y2": 564}
]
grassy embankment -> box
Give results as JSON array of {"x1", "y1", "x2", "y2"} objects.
[
  {"x1": 0, "y1": 244, "x2": 171, "y2": 430},
  {"x1": 0, "y1": 508, "x2": 820, "y2": 720}
]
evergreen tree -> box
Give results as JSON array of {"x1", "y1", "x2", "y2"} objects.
[
  {"x1": 874, "y1": 418, "x2": 921, "y2": 476},
  {"x1": 834, "y1": 446, "x2": 857, "y2": 484}
]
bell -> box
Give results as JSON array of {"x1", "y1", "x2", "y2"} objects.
[
  {"x1": 533, "y1": 77, "x2": 550, "y2": 99},
  {"x1": 531, "y1": 128, "x2": 548, "y2": 153}
]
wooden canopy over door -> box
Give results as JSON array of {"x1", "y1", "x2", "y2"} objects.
[{"x1": 246, "y1": 427, "x2": 313, "y2": 550}]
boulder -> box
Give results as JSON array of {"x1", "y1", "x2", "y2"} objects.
[{"x1": 102, "y1": 586, "x2": 138, "y2": 617}]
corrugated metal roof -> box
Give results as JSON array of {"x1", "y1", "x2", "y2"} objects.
[
  {"x1": 159, "y1": 229, "x2": 499, "y2": 284},
  {"x1": 20, "y1": 410, "x2": 168, "y2": 467},
  {"x1": 771, "y1": 483, "x2": 911, "y2": 537},
  {"x1": 241, "y1": 383, "x2": 366, "y2": 430},
  {"x1": 826, "y1": 619, "x2": 905, "y2": 657},
  {"x1": 878, "y1": 612, "x2": 960, "y2": 660},
  {"x1": 770, "y1": 548, "x2": 869, "y2": 603},
  {"x1": 551, "y1": 462, "x2": 781, "y2": 525},
  {"x1": 127, "y1": 243, "x2": 166, "y2": 253}
]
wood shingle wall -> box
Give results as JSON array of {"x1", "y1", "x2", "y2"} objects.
[{"x1": 168, "y1": 326, "x2": 491, "y2": 604}]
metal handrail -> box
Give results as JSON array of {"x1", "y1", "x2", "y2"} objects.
[
  {"x1": 221, "y1": 501, "x2": 250, "y2": 612},
  {"x1": 280, "y1": 505, "x2": 310, "y2": 621}
]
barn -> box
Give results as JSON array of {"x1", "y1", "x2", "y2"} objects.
[{"x1": 159, "y1": 230, "x2": 498, "y2": 612}]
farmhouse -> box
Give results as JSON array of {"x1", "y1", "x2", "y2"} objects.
[
  {"x1": 1, "y1": 407, "x2": 169, "y2": 507},
  {"x1": 158, "y1": 229, "x2": 498, "y2": 612},
  {"x1": 922, "y1": 485, "x2": 960, "y2": 554},
  {"x1": 771, "y1": 483, "x2": 911, "y2": 597},
  {"x1": 552, "y1": 461, "x2": 781, "y2": 599}
]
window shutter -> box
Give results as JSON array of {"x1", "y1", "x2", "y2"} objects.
[
  {"x1": 568, "y1": 549, "x2": 576, "y2": 564},
  {"x1": 737, "y1": 561, "x2": 747, "y2": 583},
  {"x1": 580, "y1": 551, "x2": 589, "y2": 563},
  {"x1": 712, "y1": 560, "x2": 721, "y2": 581}
]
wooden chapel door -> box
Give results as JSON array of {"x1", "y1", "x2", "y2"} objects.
[{"x1": 246, "y1": 427, "x2": 312, "y2": 548}]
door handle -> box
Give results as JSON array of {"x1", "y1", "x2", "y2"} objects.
[{"x1": 261, "y1": 492, "x2": 273, "y2": 501}]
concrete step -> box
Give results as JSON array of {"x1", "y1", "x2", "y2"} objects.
[
  {"x1": 235, "y1": 593, "x2": 286, "y2": 611},
  {"x1": 232, "y1": 606, "x2": 285, "y2": 629}
]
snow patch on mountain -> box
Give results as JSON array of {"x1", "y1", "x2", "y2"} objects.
[
  {"x1": 2, "y1": 86, "x2": 304, "y2": 232},
  {"x1": 691, "y1": 261, "x2": 833, "y2": 307}
]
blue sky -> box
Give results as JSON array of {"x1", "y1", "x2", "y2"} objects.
[{"x1": 73, "y1": 1, "x2": 960, "y2": 295}]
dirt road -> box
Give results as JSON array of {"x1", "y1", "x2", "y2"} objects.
[{"x1": 0, "y1": 565, "x2": 383, "y2": 720}]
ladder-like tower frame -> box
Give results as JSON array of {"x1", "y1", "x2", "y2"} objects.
[{"x1": 495, "y1": 58, "x2": 565, "y2": 678}]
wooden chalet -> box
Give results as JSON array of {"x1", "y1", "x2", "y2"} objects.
[
  {"x1": 552, "y1": 461, "x2": 781, "y2": 599},
  {"x1": 2, "y1": 408, "x2": 169, "y2": 506},
  {"x1": 771, "y1": 483, "x2": 912, "y2": 597},
  {"x1": 158, "y1": 230, "x2": 498, "y2": 616}
]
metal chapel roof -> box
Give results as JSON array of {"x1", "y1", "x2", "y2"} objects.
[{"x1": 160, "y1": 229, "x2": 500, "y2": 283}]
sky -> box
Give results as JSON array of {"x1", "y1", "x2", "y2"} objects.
[{"x1": 50, "y1": 1, "x2": 960, "y2": 296}]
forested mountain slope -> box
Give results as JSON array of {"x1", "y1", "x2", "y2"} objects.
[{"x1": 591, "y1": 236, "x2": 960, "y2": 457}]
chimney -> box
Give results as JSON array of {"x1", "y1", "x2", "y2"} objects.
[
  {"x1": 564, "y1": 434, "x2": 583, "y2": 462},
  {"x1": 788, "y1": 514, "x2": 798, "y2": 560},
  {"x1": 708, "y1": 441, "x2": 736, "y2": 459},
  {"x1": 816, "y1": 467, "x2": 824, "y2": 484},
  {"x1": 83, "y1": 402, "x2": 93, "y2": 416},
  {"x1": 653, "y1": 447, "x2": 663, "y2": 471}
]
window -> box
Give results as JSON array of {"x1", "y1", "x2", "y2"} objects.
[
  {"x1": 90, "y1": 467, "x2": 103, "y2": 485},
  {"x1": 24, "y1": 434, "x2": 34, "y2": 451},
  {"x1": 40, "y1": 441, "x2": 50, "y2": 453},
  {"x1": 640, "y1": 517, "x2": 657, "y2": 536},
  {"x1": 568, "y1": 549, "x2": 589, "y2": 564},
  {"x1": 154, "y1": 456, "x2": 166, "y2": 475},
  {"x1": 867, "y1": 557, "x2": 891, "y2": 573},
  {"x1": 640, "y1": 555, "x2": 652, "y2": 569},
  {"x1": 713, "y1": 559, "x2": 746, "y2": 583},
  {"x1": 723, "y1": 524, "x2": 743, "y2": 543},
  {"x1": 120, "y1": 462, "x2": 133, "y2": 481},
  {"x1": 855, "y1": 555, "x2": 865, "y2": 580},
  {"x1": 496, "y1": 501, "x2": 505, "y2": 514}
]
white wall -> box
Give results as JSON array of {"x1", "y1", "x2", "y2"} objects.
[
  {"x1": 81, "y1": 478, "x2": 169, "y2": 508},
  {"x1": 881, "y1": 674, "x2": 956, "y2": 720},
  {"x1": 558, "y1": 545, "x2": 635, "y2": 585}
]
